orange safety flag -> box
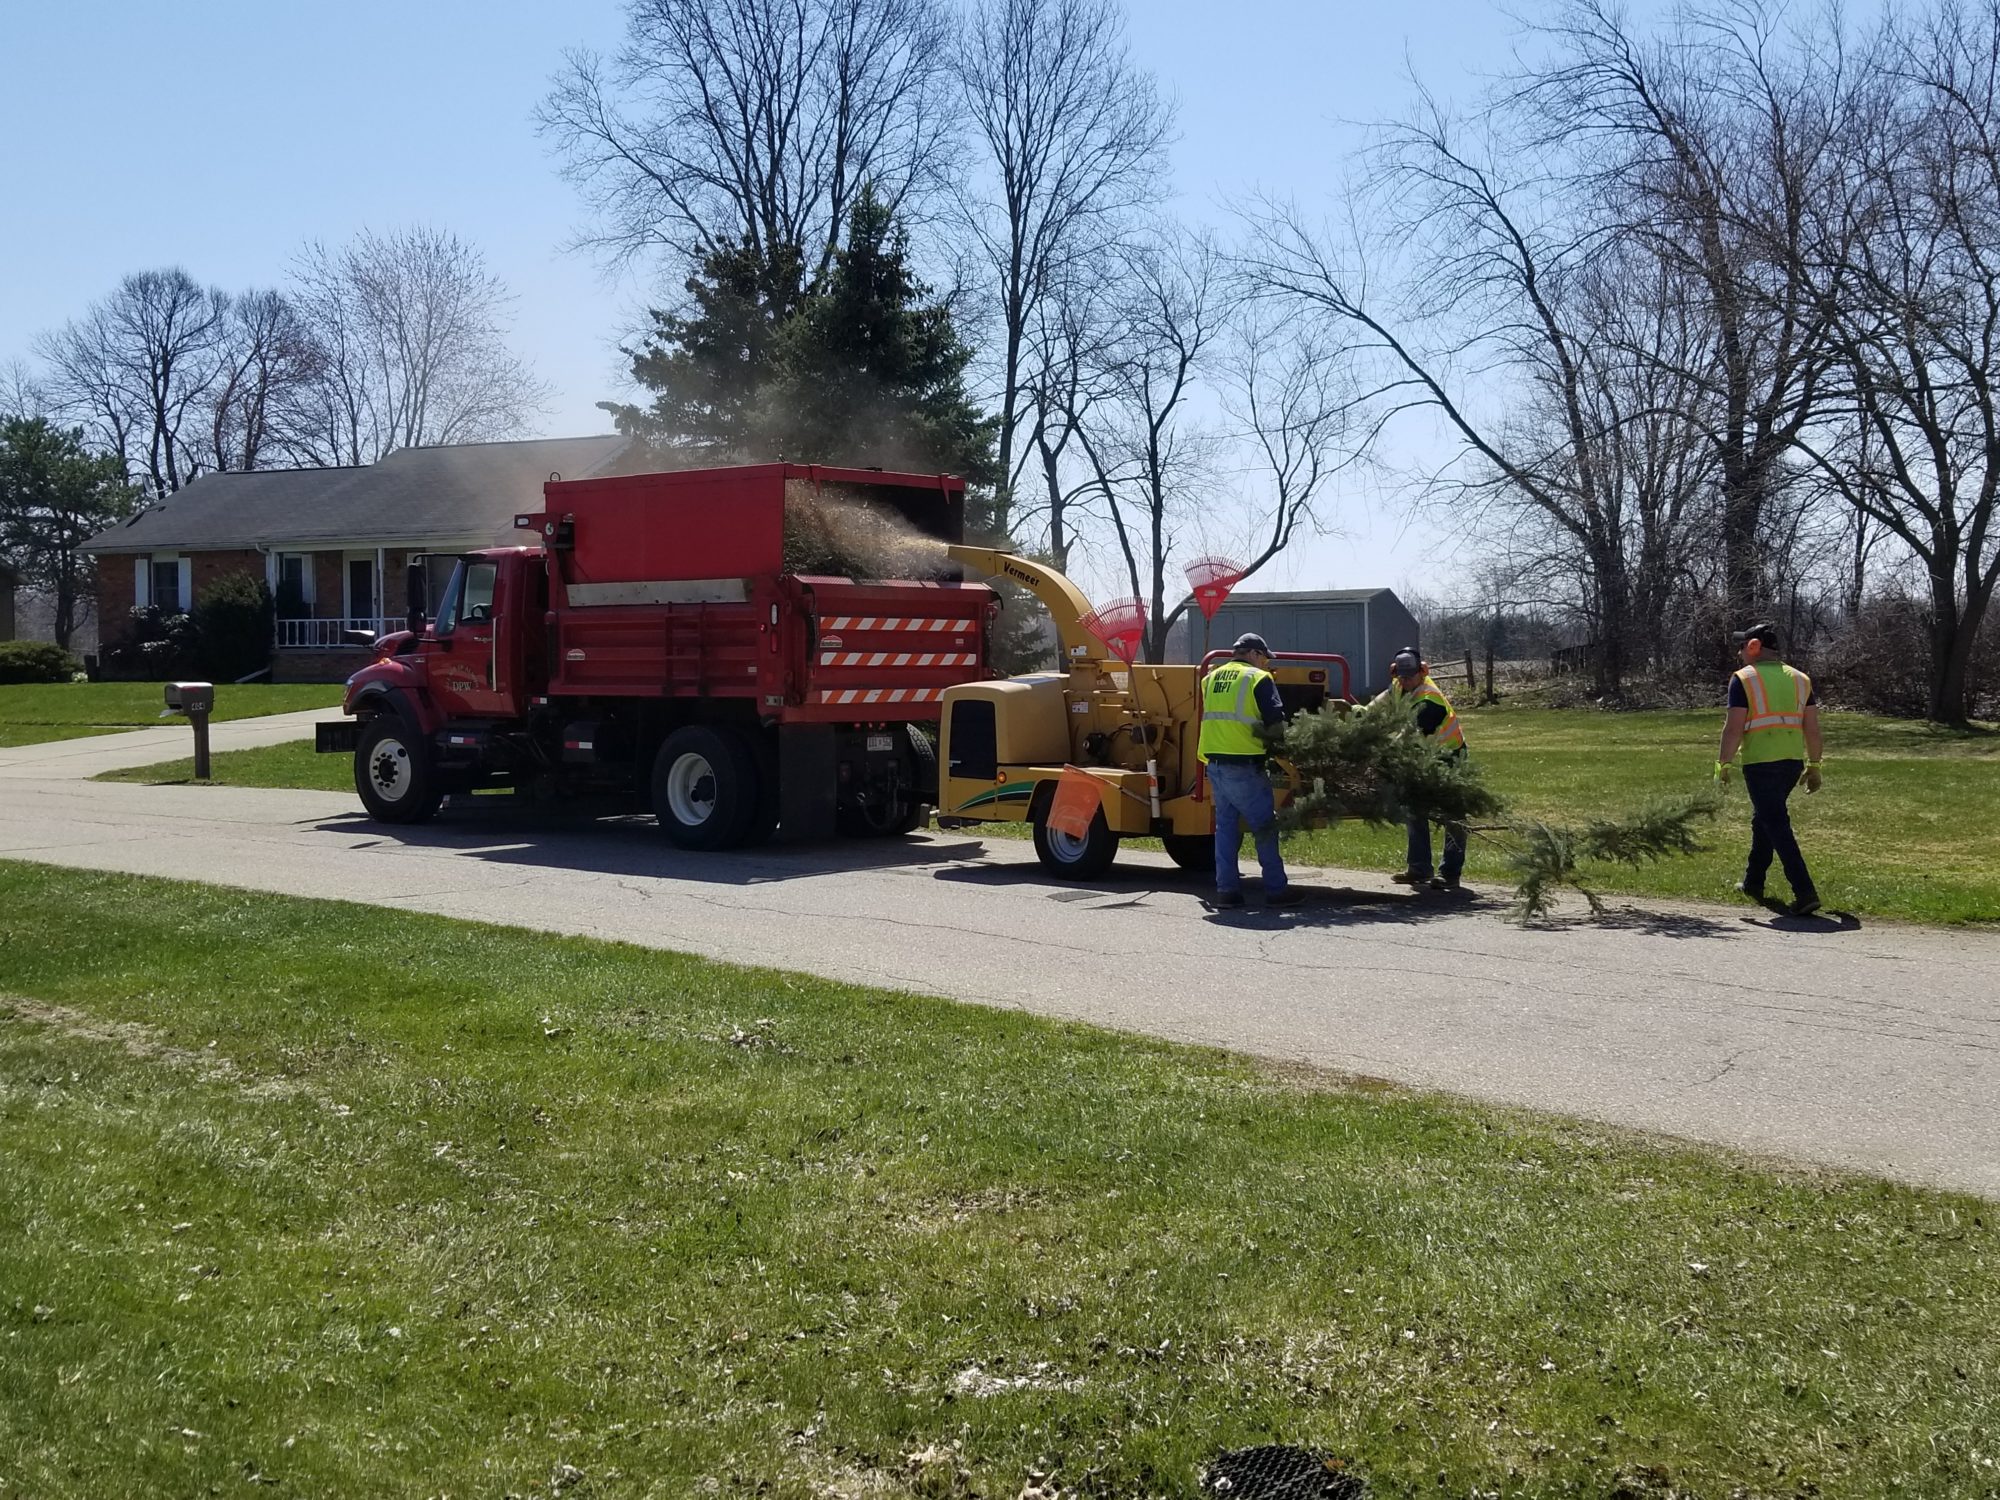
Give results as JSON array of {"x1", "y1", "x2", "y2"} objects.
[{"x1": 1047, "y1": 765, "x2": 1105, "y2": 840}]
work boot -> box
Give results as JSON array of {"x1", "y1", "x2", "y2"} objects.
[
  {"x1": 1790, "y1": 892, "x2": 1823, "y2": 918},
  {"x1": 1734, "y1": 879, "x2": 1766, "y2": 901},
  {"x1": 1428, "y1": 876, "x2": 1462, "y2": 893},
  {"x1": 1211, "y1": 891, "x2": 1245, "y2": 908},
  {"x1": 1263, "y1": 888, "x2": 1305, "y2": 909},
  {"x1": 1390, "y1": 871, "x2": 1428, "y2": 886}
]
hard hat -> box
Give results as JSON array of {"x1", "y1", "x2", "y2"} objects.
[
  {"x1": 1232, "y1": 633, "x2": 1272, "y2": 657},
  {"x1": 1390, "y1": 649, "x2": 1424, "y2": 678}
]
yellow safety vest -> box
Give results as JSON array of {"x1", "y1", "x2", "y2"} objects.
[
  {"x1": 1401, "y1": 674, "x2": 1465, "y2": 750},
  {"x1": 1198, "y1": 661, "x2": 1274, "y2": 762},
  {"x1": 1735, "y1": 661, "x2": 1810, "y2": 764}
]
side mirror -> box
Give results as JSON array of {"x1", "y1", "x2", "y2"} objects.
[{"x1": 405, "y1": 561, "x2": 428, "y2": 634}]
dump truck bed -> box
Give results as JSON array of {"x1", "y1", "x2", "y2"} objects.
[{"x1": 530, "y1": 464, "x2": 990, "y2": 721}]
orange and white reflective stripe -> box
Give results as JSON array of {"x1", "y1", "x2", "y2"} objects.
[
  {"x1": 816, "y1": 687, "x2": 947, "y2": 705},
  {"x1": 1738, "y1": 665, "x2": 1806, "y2": 731},
  {"x1": 818, "y1": 616, "x2": 975, "y2": 634},
  {"x1": 817, "y1": 651, "x2": 978, "y2": 668}
]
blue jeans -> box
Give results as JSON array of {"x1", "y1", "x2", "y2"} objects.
[
  {"x1": 1208, "y1": 759, "x2": 1287, "y2": 896},
  {"x1": 1742, "y1": 759, "x2": 1816, "y2": 899},
  {"x1": 1406, "y1": 813, "x2": 1467, "y2": 882}
]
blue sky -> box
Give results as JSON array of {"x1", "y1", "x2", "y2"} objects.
[{"x1": 0, "y1": 0, "x2": 1524, "y2": 599}]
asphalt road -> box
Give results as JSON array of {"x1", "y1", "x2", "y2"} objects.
[{"x1": 2, "y1": 722, "x2": 1997, "y2": 1199}]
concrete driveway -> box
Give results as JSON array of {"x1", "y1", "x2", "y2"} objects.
[{"x1": 2, "y1": 740, "x2": 1996, "y2": 1199}]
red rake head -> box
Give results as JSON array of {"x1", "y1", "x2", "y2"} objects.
[
  {"x1": 1184, "y1": 555, "x2": 1246, "y2": 620},
  {"x1": 1080, "y1": 597, "x2": 1148, "y2": 664}
]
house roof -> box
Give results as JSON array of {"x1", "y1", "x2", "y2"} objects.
[{"x1": 86, "y1": 435, "x2": 636, "y2": 554}]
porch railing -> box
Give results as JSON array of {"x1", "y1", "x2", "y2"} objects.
[{"x1": 275, "y1": 616, "x2": 393, "y2": 649}]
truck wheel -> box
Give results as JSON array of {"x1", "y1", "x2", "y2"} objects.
[
  {"x1": 355, "y1": 716, "x2": 442, "y2": 824},
  {"x1": 1163, "y1": 833, "x2": 1216, "y2": 873},
  {"x1": 1032, "y1": 806, "x2": 1119, "y2": 879},
  {"x1": 653, "y1": 726, "x2": 759, "y2": 850}
]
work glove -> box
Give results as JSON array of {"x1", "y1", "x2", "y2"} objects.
[
  {"x1": 1804, "y1": 763, "x2": 1823, "y2": 794},
  {"x1": 1713, "y1": 761, "x2": 1732, "y2": 787}
]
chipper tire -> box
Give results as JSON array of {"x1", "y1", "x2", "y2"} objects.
[
  {"x1": 1162, "y1": 833, "x2": 1216, "y2": 873},
  {"x1": 1032, "y1": 804, "x2": 1119, "y2": 879},
  {"x1": 653, "y1": 725, "x2": 762, "y2": 851},
  {"x1": 354, "y1": 715, "x2": 443, "y2": 825}
]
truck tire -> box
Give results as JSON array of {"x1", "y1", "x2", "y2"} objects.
[
  {"x1": 355, "y1": 715, "x2": 442, "y2": 824},
  {"x1": 1032, "y1": 805, "x2": 1119, "y2": 879},
  {"x1": 1163, "y1": 833, "x2": 1216, "y2": 873},
  {"x1": 653, "y1": 726, "x2": 760, "y2": 850}
]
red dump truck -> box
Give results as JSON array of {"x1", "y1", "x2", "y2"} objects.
[{"x1": 315, "y1": 464, "x2": 995, "y2": 847}]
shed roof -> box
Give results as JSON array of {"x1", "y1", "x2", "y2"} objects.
[
  {"x1": 1209, "y1": 588, "x2": 1397, "y2": 605},
  {"x1": 86, "y1": 435, "x2": 635, "y2": 554}
]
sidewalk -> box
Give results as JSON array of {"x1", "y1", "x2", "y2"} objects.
[{"x1": 0, "y1": 708, "x2": 332, "y2": 781}]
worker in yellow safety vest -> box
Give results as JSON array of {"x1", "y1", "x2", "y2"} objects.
[
  {"x1": 1198, "y1": 633, "x2": 1303, "y2": 909},
  {"x1": 1382, "y1": 650, "x2": 1468, "y2": 891},
  {"x1": 1715, "y1": 622, "x2": 1824, "y2": 917}
]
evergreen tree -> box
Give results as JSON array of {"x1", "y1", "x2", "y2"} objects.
[
  {"x1": 769, "y1": 188, "x2": 998, "y2": 490},
  {"x1": 0, "y1": 418, "x2": 139, "y2": 648},
  {"x1": 611, "y1": 190, "x2": 998, "y2": 504},
  {"x1": 604, "y1": 239, "x2": 807, "y2": 462}
]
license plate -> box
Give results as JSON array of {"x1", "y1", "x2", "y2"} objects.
[{"x1": 866, "y1": 734, "x2": 895, "y2": 753}]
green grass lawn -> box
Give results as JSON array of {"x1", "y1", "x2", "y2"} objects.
[
  {"x1": 95, "y1": 737, "x2": 354, "y2": 791},
  {"x1": 91, "y1": 704, "x2": 2000, "y2": 925},
  {"x1": 1281, "y1": 707, "x2": 2000, "y2": 925},
  {"x1": 0, "y1": 682, "x2": 342, "y2": 748},
  {"x1": 0, "y1": 862, "x2": 1994, "y2": 1499}
]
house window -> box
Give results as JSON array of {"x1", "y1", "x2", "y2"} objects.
[
  {"x1": 275, "y1": 554, "x2": 310, "y2": 617},
  {"x1": 151, "y1": 557, "x2": 182, "y2": 614}
]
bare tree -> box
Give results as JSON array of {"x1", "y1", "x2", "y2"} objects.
[
  {"x1": 1213, "y1": 305, "x2": 1365, "y2": 599},
  {"x1": 37, "y1": 269, "x2": 231, "y2": 496},
  {"x1": 1521, "y1": 0, "x2": 1854, "y2": 628},
  {"x1": 279, "y1": 228, "x2": 549, "y2": 466},
  {"x1": 1, "y1": 359, "x2": 45, "y2": 420},
  {"x1": 205, "y1": 290, "x2": 315, "y2": 473},
  {"x1": 1066, "y1": 226, "x2": 1228, "y2": 662},
  {"x1": 953, "y1": 0, "x2": 1171, "y2": 535},
  {"x1": 1241, "y1": 99, "x2": 1636, "y2": 693},
  {"x1": 1796, "y1": 0, "x2": 2000, "y2": 724},
  {"x1": 540, "y1": 0, "x2": 956, "y2": 287}
]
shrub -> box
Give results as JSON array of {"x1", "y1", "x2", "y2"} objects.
[
  {"x1": 0, "y1": 640, "x2": 81, "y2": 684},
  {"x1": 1815, "y1": 594, "x2": 1933, "y2": 718},
  {"x1": 192, "y1": 572, "x2": 273, "y2": 681},
  {"x1": 102, "y1": 606, "x2": 198, "y2": 681}
]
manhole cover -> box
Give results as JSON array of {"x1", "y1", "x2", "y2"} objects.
[{"x1": 1201, "y1": 1445, "x2": 1366, "y2": 1500}]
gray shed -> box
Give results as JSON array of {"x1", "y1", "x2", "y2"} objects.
[{"x1": 1164, "y1": 588, "x2": 1420, "y2": 699}]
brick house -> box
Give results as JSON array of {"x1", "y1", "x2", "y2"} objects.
[{"x1": 85, "y1": 435, "x2": 634, "y2": 681}]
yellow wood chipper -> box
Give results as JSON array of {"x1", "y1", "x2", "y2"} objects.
[{"x1": 937, "y1": 547, "x2": 1353, "y2": 877}]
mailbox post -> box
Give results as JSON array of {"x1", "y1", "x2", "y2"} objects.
[{"x1": 163, "y1": 682, "x2": 215, "y2": 779}]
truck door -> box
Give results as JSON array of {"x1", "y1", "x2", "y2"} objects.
[{"x1": 430, "y1": 558, "x2": 516, "y2": 717}]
